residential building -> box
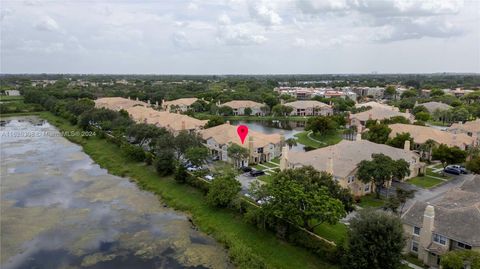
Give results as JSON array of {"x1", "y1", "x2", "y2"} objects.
[
  {"x1": 4, "y1": 90, "x2": 20, "y2": 96},
  {"x1": 280, "y1": 138, "x2": 425, "y2": 197},
  {"x1": 284, "y1": 100, "x2": 333, "y2": 116},
  {"x1": 220, "y1": 100, "x2": 266, "y2": 116},
  {"x1": 389, "y1": 123, "x2": 476, "y2": 151},
  {"x1": 162, "y1": 97, "x2": 199, "y2": 112},
  {"x1": 355, "y1": 101, "x2": 400, "y2": 111},
  {"x1": 414, "y1": 101, "x2": 452, "y2": 114},
  {"x1": 199, "y1": 122, "x2": 282, "y2": 166},
  {"x1": 402, "y1": 175, "x2": 480, "y2": 268},
  {"x1": 448, "y1": 119, "x2": 480, "y2": 145},
  {"x1": 94, "y1": 97, "x2": 203, "y2": 134},
  {"x1": 350, "y1": 87, "x2": 385, "y2": 99},
  {"x1": 349, "y1": 105, "x2": 414, "y2": 130},
  {"x1": 94, "y1": 97, "x2": 151, "y2": 111},
  {"x1": 126, "y1": 106, "x2": 207, "y2": 135}
]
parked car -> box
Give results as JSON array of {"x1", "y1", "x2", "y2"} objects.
[
  {"x1": 187, "y1": 166, "x2": 200, "y2": 172},
  {"x1": 204, "y1": 175, "x2": 214, "y2": 181},
  {"x1": 444, "y1": 166, "x2": 461, "y2": 175},
  {"x1": 250, "y1": 170, "x2": 265, "y2": 177},
  {"x1": 212, "y1": 156, "x2": 220, "y2": 161},
  {"x1": 450, "y1": 165, "x2": 468, "y2": 174},
  {"x1": 240, "y1": 166, "x2": 253, "y2": 173},
  {"x1": 257, "y1": 196, "x2": 273, "y2": 205}
]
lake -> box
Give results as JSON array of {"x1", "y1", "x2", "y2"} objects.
[
  {"x1": 230, "y1": 120, "x2": 306, "y2": 152},
  {"x1": 0, "y1": 117, "x2": 232, "y2": 269}
]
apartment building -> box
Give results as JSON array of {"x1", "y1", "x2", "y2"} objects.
[
  {"x1": 162, "y1": 98, "x2": 199, "y2": 112},
  {"x1": 280, "y1": 138, "x2": 425, "y2": 197},
  {"x1": 284, "y1": 100, "x2": 333, "y2": 116},
  {"x1": 389, "y1": 123, "x2": 476, "y2": 151},
  {"x1": 402, "y1": 175, "x2": 480, "y2": 268},
  {"x1": 219, "y1": 100, "x2": 266, "y2": 116},
  {"x1": 199, "y1": 122, "x2": 282, "y2": 166}
]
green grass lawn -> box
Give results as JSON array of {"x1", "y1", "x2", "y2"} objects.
[
  {"x1": 0, "y1": 95, "x2": 23, "y2": 101},
  {"x1": 270, "y1": 157, "x2": 280, "y2": 164},
  {"x1": 262, "y1": 162, "x2": 279, "y2": 168},
  {"x1": 426, "y1": 168, "x2": 452, "y2": 179},
  {"x1": 39, "y1": 112, "x2": 338, "y2": 269},
  {"x1": 258, "y1": 174, "x2": 275, "y2": 184},
  {"x1": 313, "y1": 222, "x2": 348, "y2": 245},
  {"x1": 357, "y1": 194, "x2": 385, "y2": 208},
  {"x1": 407, "y1": 176, "x2": 444, "y2": 189},
  {"x1": 294, "y1": 131, "x2": 342, "y2": 149}
]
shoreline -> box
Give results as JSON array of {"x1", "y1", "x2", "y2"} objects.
[{"x1": 9, "y1": 112, "x2": 337, "y2": 269}]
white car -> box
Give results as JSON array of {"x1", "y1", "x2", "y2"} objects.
[
  {"x1": 204, "y1": 175, "x2": 214, "y2": 181},
  {"x1": 187, "y1": 166, "x2": 199, "y2": 172}
]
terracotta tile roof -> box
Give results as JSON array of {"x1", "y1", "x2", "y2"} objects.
[
  {"x1": 163, "y1": 98, "x2": 198, "y2": 107},
  {"x1": 351, "y1": 107, "x2": 414, "y2": 122},
  {"x1": 126, "y1": 106, "x2": 207, "y2": 132},
  {"x1": 402, "y1": 176, "x2": 480, "y2": 246},
  {"x1": 199, "y1": 123, "x2": 281, "y2": 148},
  {"x1": 94, "y1": 97, "x2": 149, "y2": 110},
  {"x1": 415, "y1": 101, "x2": 452, "y2": 113},
  {"x1": 449, "y1": 119, "x2": 480, "y2": 135},
  {"x1": 220, "y1": 100, "x2": 265, "y2": 109},
  {"x1": 355, "y1": 101, "x2": 399, "y2": 111},
  {"x1": 288, "y1": 139, "x2": 420, "y2": 178},
  {"x1": 389, "y1": 123, "x2": 475, "y2": 148}
]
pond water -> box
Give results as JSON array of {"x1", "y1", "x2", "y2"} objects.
[
  {"x1": 230, "y1": 120, "x2": 306, "y2": 152},
  {"x1": 0, "y1": 117, "x2": 232, "y2": 269}
]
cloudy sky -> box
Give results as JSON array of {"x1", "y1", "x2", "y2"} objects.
[{"x1": 1, "y1": 0, "x2": 479, "y2": 74}]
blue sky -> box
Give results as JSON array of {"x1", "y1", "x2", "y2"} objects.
[{"x1": 1, "y1": 0, "x2": 479, "y2": 74}]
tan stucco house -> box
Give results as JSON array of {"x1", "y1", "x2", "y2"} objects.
[
  {"x1": 280, "y1": 138, "x2": 425, "y2": 197},
  {"x1": 284, "y1": 100, "x2": 333, "y2": 116},
  {"x1": 402, "y1": 175, "x2": 480, "y2": 268},
  {"x1": 199, "y1": 122, "x2": 282, "y2": 166},
  {"x1": 162, "y1": 98, "x2": 199, "y2": 112},
  {"x1": 219, "y1": 100, "x2": 266, "y2": 116},
  {"x1": 389, "y1": 123, "x2": 476, "y2": 151}
]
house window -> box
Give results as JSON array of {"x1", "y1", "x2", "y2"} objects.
[
  {"x1": 433, "y1": 234, "x2": 447, "y2": 245},
  {"x1": 411, "y1": 241, "x2": 419, "y2": 253},
  {"x1": 457, "y1": 242, "x2": 472, "y2": 250},
  {"x1": 347, "y1": 176, "x2": 354, "y2": 184},
  {"x1": 413, "y1": 226, "x2": 420, "y2": 236},
  {"x1": 364, "y1": 184, "x2": 370, "y2": 192}
]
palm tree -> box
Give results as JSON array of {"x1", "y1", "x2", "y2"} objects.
[
  {"x1": 419, "y1": 139, "x2": 436, "y2": 161},
  {"x1": 285, "y1": 138, "x2": 297, "y2": 148}
]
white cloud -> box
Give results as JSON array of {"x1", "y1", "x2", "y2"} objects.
[
  {"x1": 217, "y1": 23, "x2": 267, "y2": 45},
  {"x1": 34, "y1": 15, "x2": 60, "y2": 32},
  {"x1": 171, "y1": 31, "x2": 192, "y2": 49},
  {"x1": 1, "y1": 0, "x2": 478, "y2": 73},
  {"x1": 248, "y1": 1, "x2": 282, "y2": 26},
  {"x1": 218, "y1": 14, "x2": 231, "y2": 25}
]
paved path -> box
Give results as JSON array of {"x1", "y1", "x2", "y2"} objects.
[
  {"x1": 394, "y1": 174, "x2": 473, "y2": 213},
  {"x1": 306, "y1": 131, "x2": 326, "y2": 145},
  {"x1": 401, "y1": 260, "x2": 424, "y2": 269}
]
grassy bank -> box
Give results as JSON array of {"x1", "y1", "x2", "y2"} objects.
[{"x1": 37, "y1": 112, "x2": 338, "y2": 269}]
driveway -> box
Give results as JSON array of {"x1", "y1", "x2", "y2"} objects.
[
  {"x1": 388, "y1": 173, "x2": 473, "y2": 213},
  {"x1": 236, "y1": 173, "x2": 264, "y2": 193}
]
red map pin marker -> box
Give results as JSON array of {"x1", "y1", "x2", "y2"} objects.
[{"x1": 237, "y1": 125, "x2": 249, "y2": 144}]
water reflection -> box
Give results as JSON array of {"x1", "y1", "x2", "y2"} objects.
[
  {"x1": 230, "y1": 120, "x2": 306, "y2": 152},
  {"x1": 0, "y1": 117, "x2": 232, "y2": 269}
]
